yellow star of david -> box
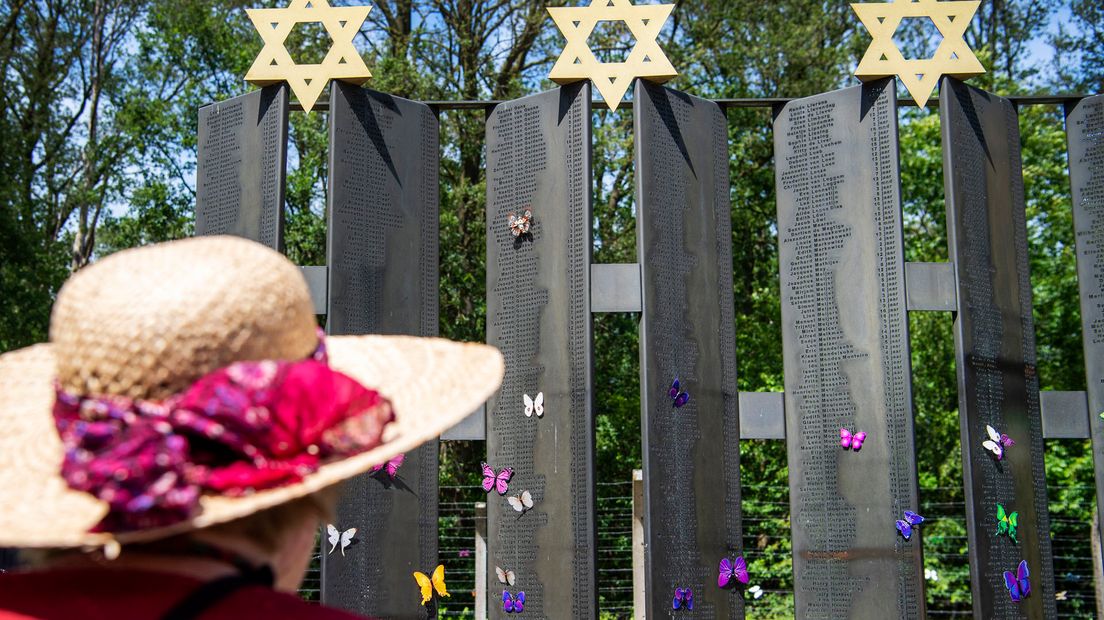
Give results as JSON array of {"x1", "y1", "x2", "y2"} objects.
[
  {"x1": 548, "y1": 0, "x2": 677, "y2": 110},
  {"x1": 852, "y1": 0, "x2": 984, "y2": 108},
  {"x1": 245, "y1": 0, "x2": 372, "y2": 112}
]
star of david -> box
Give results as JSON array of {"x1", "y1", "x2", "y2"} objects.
[
  {"x1": 852, "y1": 0, "x2": 984, "y2": 108},
  {"x1": 244, "y1": 0, "x2": 372, "y2": 112},
  {"x1": 548, "y1": 0, "x2": 677, "y2": 110}
]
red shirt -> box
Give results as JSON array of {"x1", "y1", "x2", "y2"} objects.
[{"x1": 0, "y1": 568, "x2": 367, "y2": 619}]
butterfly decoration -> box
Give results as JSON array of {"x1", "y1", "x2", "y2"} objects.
[
  {"x1": 503, "y1": 590, "x2": 526, "y2": 613},
  {"x1": 481, "y1": 462, "x2": 513, "y2": 495},
  {"x1": 996, "y1": 504, "x2": 1019, "y2": 544},
  {"x1": 370, "y1": 453, "x2": 405, "y2": 479},
  {"x1": 668, "y1": 378, "x2": 690, "y2": 408},
  {"x1": 508, "y1": 490, "x2": 534, "y2": 515},
  {"x1": 326, "y1": 524, "x2": 356, "y2": 556},
  {"x1": 413, "y1": 564, "x2": 450, "y2": 606},
  {"x1": 895, "y1": 511, "x2": 925, "y2": 540},
  {"x1": 496, "y1": 566, "x2": 517, "y2": 587},
  {"x1": 839, "y1": 428, "x2": 867, "y2": 451},
  {"x1": 982, "y1": 424, "x2": 1015, "y2": 460},
  {"x1": 748, "y1": 585, "x2": 764, "y2": 600},
  {"x1": 718, "y1": 556, "x2": 749, "y2": 588},
  {"x1": 672, "y1": 587, "x2": 693, "y2": 610},
  {"x1": 1056, "y1": 590, "x2": 1068, "y2": 601},
  {"x1": 524, "y1": 392, "x2": 544, "y2": 418},
  {"x1": 508, "y1": 209, "x2": 533, "y2": 238},
  {"x1": 458, "y1": 549, "x2": 471, "y2": 558},
  {"x1": 1004, "y1": 559, "x2": 1030, "y2": 602}
]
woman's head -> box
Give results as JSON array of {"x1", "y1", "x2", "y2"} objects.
[{"x1": 0, "y1": 236, "x2": 503, "y2": 554}]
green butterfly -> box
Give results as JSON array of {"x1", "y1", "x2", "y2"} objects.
[{"x1": 996, "y1": 504, "x2": 1018, "y2": 543}]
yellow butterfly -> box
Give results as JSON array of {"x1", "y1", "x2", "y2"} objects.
[{"x1": 413, "y1": 564, "x2": 450, "y2": 606}]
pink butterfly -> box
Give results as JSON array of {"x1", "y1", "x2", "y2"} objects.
[
  {"x1": 840, "y1": 428, "x2": 866, "y2": 451},
  {"x1": 371, "y1": 453, "x2": 405, "y2": 479},
  {"x1": 481, "y1": 462, "x2": 513, "y2": 495}
]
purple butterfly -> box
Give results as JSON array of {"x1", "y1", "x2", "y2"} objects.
[
  {"x1": 1004, "y1": 560, "x2": 1030, "y2": 602},
  {"x1": 481, "y1": 462, "x2": 513, "y2": 495},
  {"x1": 840, "y1": 428, "x2": 866, "y2": 450},
  {"x1": 672, "y1": 587, "x2": 693, "y2": 610},
  {"x1": 718, "y1": 556, "x2": 749, "y2": 588},
  {"x1": 669, "y1": 378, "x2": 690, "y2": 408},
  {"x1": 895, "y1": 511, "x2": 925, "y2": 540},
  {"x1": 502, "y1": 590, "x2": 525, "y2": 613}
]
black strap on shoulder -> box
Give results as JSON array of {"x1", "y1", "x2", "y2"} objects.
[{"x1": 160, "y1": 564, "x2": 275, "y2": 620}]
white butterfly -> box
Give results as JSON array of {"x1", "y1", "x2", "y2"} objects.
[
  {"x1": 327, "y1": 524, "x2": 357, "y2": 556},
  {"x1": 982, "y1": 424, "x2": 1015, "y2": 460},
  {"x1": 507, "y1": 490, "x2": 534, "y2": 514},
  {"x1": 523, "y1": 392, "x2": 544, "y2": 418},
  {"x1": 748, "y1": 585, "x2": 764, "y2": 599},
  {"x1": 495, "y1": 565, "x2": 516, "y2": 586}
]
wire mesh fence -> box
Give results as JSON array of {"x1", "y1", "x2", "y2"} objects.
[{"x1": 300, "y1": 478, "x2": 1099, "y2": 618}]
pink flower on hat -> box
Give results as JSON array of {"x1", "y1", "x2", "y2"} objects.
[{"x1": 53, "y1": 340, "x2": 394, "y2": 533}]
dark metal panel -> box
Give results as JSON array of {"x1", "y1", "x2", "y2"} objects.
[
  {"x1": 940, "y1": 76, "x2": 1057, "y2": 618},
  {"x1": 774, "y1": 79, "x2": 924, "y2": 619},
  {"x1": 905, "y1": 262, "x2": 958, "y2": 311},
  {"x1": 635, "y1": 79, "x2": 744, "y2": 618},
  {"x1": 590, "y1": 263, "x2": 642, "y2": 312},
  {"x1": 323, "y1": 82, "x2": 440, "y2": 619},
  {"x1": 484, "y1": 83, "x2": 596, "y2": 619},
  {"x1": 1066, "y1": 93, "x2": 1104, "y2": 570},
  {"x1": 196, "y1": 85, "x2": 288, "y2": 250}
]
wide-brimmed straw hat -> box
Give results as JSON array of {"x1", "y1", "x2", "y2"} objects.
[{"x1": 0, "y1": 236, "x2": 503, "y2": 548}]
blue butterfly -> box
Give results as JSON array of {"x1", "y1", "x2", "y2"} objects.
[
  {"x1": 503, "y1": 590, "x2": 525, "y2": 613},
  {"x1": 1004, "y1": 560, "x2": 1030, "y2": 602},
  {"x1": 895, "y1": 511, "x2": 924, "y2": 540},
  {"x1": 669, "y1": 378, "x2": 690, "y2": 408},
  {"x1": 672, "y1": 587, "x2": 693, "y2": 610}
]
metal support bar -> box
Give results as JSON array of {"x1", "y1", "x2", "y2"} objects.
[
  {"x1": 733, "y1": 390, "x2": 1087, "y2": 440},
  {"x1": 631, "y1": 469, "x2": 645, "y2": 620},
  {"x1": 441, "y1": 404, "x2": 486, "y2": 441},
  {"x1": 1040, "y1": 391, "x2": 1090, "y2": 439},
  {"x1": 299, "y1": 266, "x2": 328, "y2": 315},
  {"x1": 287, "y1": 94, "x2": 1092, "y2": 113},
  {"x1": 738, "y1": 391, "x2": 786, "y2": 439},
  {"x1": 590, "y1": 263, "x2": 642, "y2": 313},
  {"x1": 475, "y1": 501, "x2": 488, "y2": 620},
  {"x1": 905, "y1": 262, "x2": 957, "y2": 311}
]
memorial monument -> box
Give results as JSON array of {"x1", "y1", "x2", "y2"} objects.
[{"x1": 191, "y1": 0, "x2": 1102, "y2": 617}]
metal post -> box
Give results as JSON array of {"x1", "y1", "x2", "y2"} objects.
[
  {"x1": 940, "y1": 76, "x2": 1057, "y2": 616},
  {"x1": 634, "y1": 79, "x2": 744, "y2": 618},
  {"x1": 1094, "y1": 507, "x2": 1104, "y2": 619},
  {"x1": 632, "y1": 469, "x2": 645, "y2": 620},
  {"x1": 476, "y1": 502, "x2": 488, "y2": 620},
  {"x1": 484, "y1": 82, "x2": 597, "y2": 618}
]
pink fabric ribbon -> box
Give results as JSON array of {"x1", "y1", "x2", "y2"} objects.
[{"x1": 53, "y1": 337, "x2": 393, "y2": 532}]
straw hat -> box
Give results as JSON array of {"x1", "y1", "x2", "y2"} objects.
[{"x1": 0, "y1": 236, "x2": 503, "y2": 548}]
